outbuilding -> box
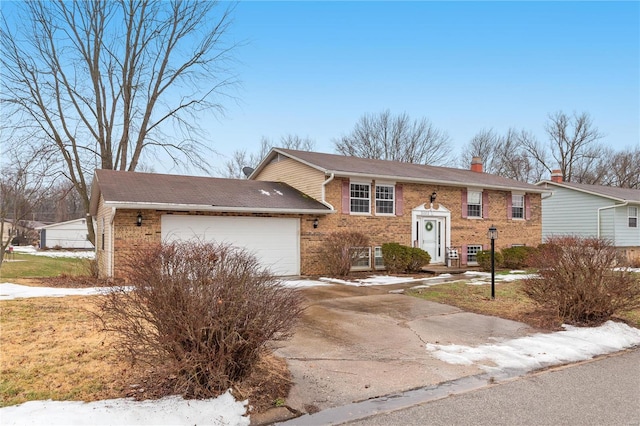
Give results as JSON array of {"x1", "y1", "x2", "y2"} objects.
[{"x1": 37, "y1": 218, "x2": 94, "y2": 249}]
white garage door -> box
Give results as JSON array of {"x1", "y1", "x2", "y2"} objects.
[{"x1": 161, "y1": 215, "x2": 300, "y2": 276}]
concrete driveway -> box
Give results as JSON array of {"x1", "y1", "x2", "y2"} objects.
[{"x1": 272, "y1": 282, "x2": 537, "y2": 415}]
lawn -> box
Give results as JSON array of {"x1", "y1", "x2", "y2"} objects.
[
  {"x1": 408, "y1": 279, "x2": 640, "y2": 330},
  {"x1": 0, "y1": 253, "x2": 91, "y2": 279}
]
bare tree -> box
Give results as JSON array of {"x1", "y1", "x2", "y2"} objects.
[
  {"x1": 599, "y1": 147, "x2": 640, "y2": 189},
  {"x1": 1, "y1": 1, "x2": 237, "y2": 243},
  {"x1": 0, "y1": 144, "x2": 55, "y2": 264},
  {"x1": 521, "y1": 111, "x2": 604, "y2": 183},
  {"x1": 221, "y1": 134, "x2": 315, "y2": 178},
  {"x1": 461, "y1": 128, "x2": 546, "y2": 183},
  {"x1": 334, "y1": 110, "x2": 453, "y2": 165}
]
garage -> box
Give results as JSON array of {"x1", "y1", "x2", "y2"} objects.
[{"x1": 161, "y1": 215, "x2": 300, "y2": 276}]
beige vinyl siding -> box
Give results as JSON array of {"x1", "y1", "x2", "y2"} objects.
[
  {"x1": 254, "y1": 157, "x2": 325, "y2": 201},
  {"x1": 95, "y1": 195, "x2": 113, "y2": 278}
]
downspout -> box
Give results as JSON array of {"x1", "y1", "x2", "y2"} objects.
[
  {"x1": 109, "y1": 207, "x2": 116, "y2": 278},
  {"x1": 321, "y1": 173, "x2": 335, "y2": 210},
  {"x1": 597, "y1": 202, "x2": 627, "y2": 239}
]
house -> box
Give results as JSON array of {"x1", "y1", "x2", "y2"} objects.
[
  {"x1": 1, "y1": 219, "x2": 45, "y2": 246},
  {"x1": 536, "y1": 171, "x2": 640, "y2": 263},
  {"x1": 90, "y1": 149, "x2": 546, "y2": 279},
  {"x1": 36, "y1": 218, "x2": 95, "y2": 249}
]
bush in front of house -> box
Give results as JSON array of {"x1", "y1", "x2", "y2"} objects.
[
  {"x1": 501, "y1": 246, "x2": 537, "y2": 269},
  {"x1": 382, "y1": 243, "x2": 431, "y2": 273},
  {"x1": 319, "y1": 231, "x2": 371, "y2": 276},
  {"x1": 521, "y1": 236, "x2": 640, "y2": 326},
  {"x1": 97, "y1": 241, "x2": 303, "y2": 398},
  {"x1": 476, "y1": 250, "x2": 504, "y2": 272}
]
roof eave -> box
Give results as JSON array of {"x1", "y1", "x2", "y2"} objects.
[
  {"x1": 535, "y1": 180, "x2": 630, "y2": 203},
  {"x1": 100, "y1": 201, "x2": 334, "y2": 215},
  {"x1": 335, "y1": 171, "x2": 548, "y2": 193},
  {"x1": 249, "y1": 148, "x2": 328, "y2": 179}
]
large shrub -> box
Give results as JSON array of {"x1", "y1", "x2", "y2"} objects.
[
  {"x1": 501, "y1": 246, "x2": 536, "y2": 269},
  {"x1": 522, "y1": 236, "x2": 640, "y2": 326},
  {"x1": 476, "y1": 250, "x2": 504, "y2": 272},
  {"x1": 319, "y1": 231, "x2": 370, "y2": 276},
  {"x1": 97, "y1": 241, "x2": 303, "y2": 398},
  {"x1": 382, "y1": 243, "x2": 430, "y2": 273}
]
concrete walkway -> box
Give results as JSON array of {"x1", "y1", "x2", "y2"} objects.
[{"x1": 270, "y1": 282, "x2": 537, "y2": 416}]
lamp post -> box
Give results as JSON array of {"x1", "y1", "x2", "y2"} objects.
[{"x1": 487, "y1": 225, "x2": 498, "y2": 299}]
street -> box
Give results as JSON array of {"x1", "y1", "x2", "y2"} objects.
[{"x1": 344, "y1": 348, "x2": 640, "y2": 426}]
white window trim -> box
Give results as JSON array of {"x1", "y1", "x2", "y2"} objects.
[
  {"x1": 629, "y1": 206, "x2": 638, "y2": 228},
  {"x1": 512, "y1": 193, "x2": 525, "y2": 220},
  {"x1": 467, "y1": 188, "x2": 483, "y2": 219},
  {"x1": 350, "y1": 181, "x2": 372, "y2": 215},
  {"x1": 467, "y1": 244, "x2": 482, "y2": 265},
  {"x1": 374, "y1": 246, "x2": 385, "y2": 270},
  {"x1": 350, "y1": 246, "x2": 372, "y2": 271},
  {"x1": 375, "y1": 183, "x2": 395, "y2": 216}
]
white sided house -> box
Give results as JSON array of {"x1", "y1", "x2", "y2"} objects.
[
  {"x1": 37, "y1": 218, "x2": 95, "y2": 249},
  {"x1": 536, "y1": 171, "x2": 640, "y2": 262}
]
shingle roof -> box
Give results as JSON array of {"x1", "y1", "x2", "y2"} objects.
[
  {"x1": 257, "y1": 148, "x2": 545, "y2": 193},
  {"x1": 537, "y1": 180, "x2": 640, "y2": 203},
  {"x1": 90, "y1": 169, "x2": 331, "y2": 214}
]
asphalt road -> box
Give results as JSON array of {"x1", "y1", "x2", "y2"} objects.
[{"x1": 345, "y1": 348, "x2": 640, "y2": 426}]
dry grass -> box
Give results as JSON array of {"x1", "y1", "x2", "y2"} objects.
[
  {"x1": 408, "y1": 279, "x2": 640, "y2": 330},
  {"x1": 0, "y1": 284, "x2": 292, "y2": 412},
  {"x1": 0, "y1": 296, "x2": 133, "y2": 407}
]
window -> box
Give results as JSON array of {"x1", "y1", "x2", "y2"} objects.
[
  {"x1": 350, "y1": 183, "x2": 370, "y2": 214},
  {"x1": 374, "y1": 246, "x2": 384, "y2": 269},
  {"x1": 350, "y1": 247, "x2": 371, "y2": 270},
  {"x1": 512, "y1": 194, "x2": 524, "y2": 219},
  {"x1": 375, "y1": 185, "x2": 395, "y2": 214},
  {"x1": 630, "y1": 207, "x2": 638, "y2": 228},
  {"x1": 101, "y1": 218, "x2": 105, "y2": 251},
  {"x1": 467, "y1": 191, "x2": 482, "y2": 218},
  {"x1": 467, "y1": 245, "x2": 482, "y2": 265}
]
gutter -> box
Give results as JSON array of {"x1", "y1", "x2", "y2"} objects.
[
  {"x1": 321, "y1": 173, "x2": 335, "y2": 210},
  {"x1": 103, "y1": 202, "x2": 334, "y2": 215},
  {"x1": 597, "y1": 202, "x2": 627, "y2": 239}
]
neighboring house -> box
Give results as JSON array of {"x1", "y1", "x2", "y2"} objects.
[
  {"x1": 36, "y1": 218, "x2": 95, "y2": 249},
  {"x1": 250, "y1": 149, "x2": 545, "y2": 274},
  {"x1": 1, "y1": 219, "x2": 45, "y2": 246},
  {"x1": 90, "y1": 149, "x2": 546, "y2": 279},
  {"x1": 536, "y1": 171, "x2": 640, "y2": 263}
]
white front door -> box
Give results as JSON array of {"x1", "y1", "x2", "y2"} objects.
[{"x1": 421, "y1": 217, "x2": 444, "y2": 263}]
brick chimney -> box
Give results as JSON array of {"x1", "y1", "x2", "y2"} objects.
[
  {"x1": 551, "y1": 169, "x2": 563, "y2": 183},
  {"x1": 470, "y1": 156, "x2": 483, "y2": 173}
]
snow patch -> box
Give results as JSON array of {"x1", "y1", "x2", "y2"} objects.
[
  {"x1": 426, "y1": 321, "x2": 640, "y2": 373},
  {"x1": 259, "y1": 189, "x2": 270, "y2": 196},
  {"x1": 0, "y1": 390, "x2": 249, "y2": 426}
]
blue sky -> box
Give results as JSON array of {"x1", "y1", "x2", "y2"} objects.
[{"x1": 205, "y1": 0, "x2": 639, "y2": 172}]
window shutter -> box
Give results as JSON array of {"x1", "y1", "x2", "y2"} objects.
[
  {"x1": 342, "y1": 180, "x2": 350, "y2": 214},
  {"x1": 525, "y1": 194, "x2": 531, "y2": 220},
  {"x1": 483, "y1": 244, "x2": 488, "y2": 251},
  {"x1": 461, "y1": 244, "x2": 468, "y2": 265},
  {"x1": 482, "y1": 190, "x2": 490, "y2": 219},
  {"x1": 461, "y1": 189, "x2": 468, "y2": 218},
  {"x1": 507, "y1": 195, "x2": 513, "y2": 220},
  {"x1": 395, "y1": 184, "x2": 404, "y2": 216}
]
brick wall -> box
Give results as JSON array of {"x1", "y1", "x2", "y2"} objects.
[{"x1": 300, "y1": 178, "x2": 542, "y2": 275}]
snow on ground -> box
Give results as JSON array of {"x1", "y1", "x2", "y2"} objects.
[
  {"x1": 278, "y1": 279, "x2": 332, "y2": 288},
  {"x1": 426, "y1": 320, "x2": 640, "y2": 374},
  {"x1": 8, "y1": 245, "x2": 95, "y2": 259},
  {"x1": 0, "y1": 391, "x2": 249, "y2": 426},
  {"x1": 0, "y1": 283, "x2": 126, "y2": 300},
  {"x1": 320, "y1": 275, "x2": 424, "y2": 286},
  {"x1": 463, "y1": 270, "x2": 539, "y2": 284}
]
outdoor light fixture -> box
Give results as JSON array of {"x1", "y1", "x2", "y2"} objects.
[
  {"x1": 136, "y1": 212, "x2": 143, "y2": 227},
  {"x1": 488, "y1": 225, "x2": 498, "y2": 299},
  {"x1": 430, "y1": 191, "x2": 437, "y2": 204},
  {"x1": 313, "y1": 218, "x2": 319, "y2": 229}
]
